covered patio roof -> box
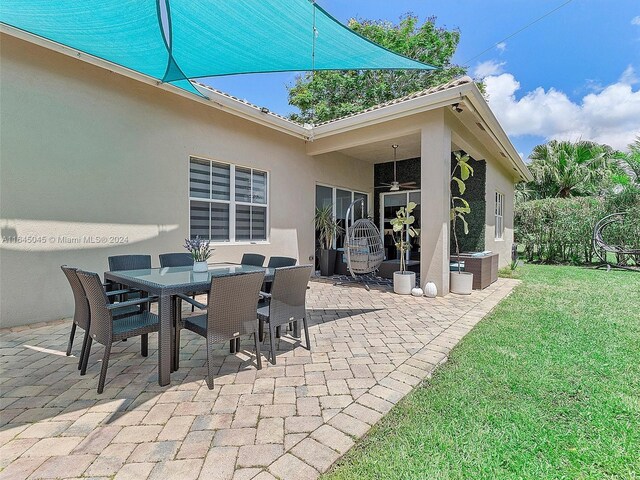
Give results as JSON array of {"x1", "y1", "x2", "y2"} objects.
[{"x1": 0, "y1": 0, "x2": 436, "y2": 97}]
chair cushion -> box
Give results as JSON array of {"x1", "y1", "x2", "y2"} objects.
[
  {"x1": 183, "y1": 314, "x2": 251, "y2": 343},
  {"x1": 113, "y1": 311, "x2": 159, "y2": 339},
  {"x1": 257, "y1": 304, "x2": 270, "y2": 322},
  {"x1": 183, "y1": 314, "x2": 207, "y2": 337}
]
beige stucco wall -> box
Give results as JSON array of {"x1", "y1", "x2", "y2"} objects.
[
  {"x1": 484, "y1": 159, "x2": 516, "y2": 268},
  {"x1": 0, "y1": 35, "x2": 373, "y2": 327}
]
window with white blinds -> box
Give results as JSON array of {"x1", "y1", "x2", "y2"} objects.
[
  {"x1": 189, "y1": 157, "x2": 268, "y2": 243},
  {"x1": 495, "y1": 191, "x2": 504, "y2": 240}
]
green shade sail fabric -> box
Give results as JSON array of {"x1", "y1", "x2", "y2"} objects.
[{"x1": 1, "y1": 0, "x2": 436, "y2": 97}]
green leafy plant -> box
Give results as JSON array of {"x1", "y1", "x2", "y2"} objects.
[
  {"x1": 451, "y1": 152, "x2": 474, "y2": 271},
  {"x1": 314, "y1": 205, "x2": 344, "y2": 250},
  {"x1": 390, "y1": 202, "x2": 419, "y2": 273}
]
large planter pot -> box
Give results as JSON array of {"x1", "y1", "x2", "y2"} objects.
[
  {"x1": 393, "y1": 271, "x2": 416, "y2": 295},
  {"x1": 319, "y1": 249, "x2": 337, "y2": 277},
  {"x1": 193, "y1": 261, "x2": 209, "y2": 273},
  {"x1": 450, "y1": 271, "x2": 473, "y2": 295}
]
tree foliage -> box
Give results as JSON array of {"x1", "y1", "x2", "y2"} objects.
[{"x1": 287, "y1": 15, "x2": 468, "y2": 124}]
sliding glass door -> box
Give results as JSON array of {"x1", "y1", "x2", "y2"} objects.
[
  {"x1": 380, "y1": 190, "x2": 421, "y2": 261},
  {"x1": 315, "y1": 184, "x2": 369, "y2": 250}
]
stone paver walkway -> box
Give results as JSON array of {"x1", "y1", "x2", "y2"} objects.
[{"x1": 0, "y1": 278, "x2": 519, "y2": 480}]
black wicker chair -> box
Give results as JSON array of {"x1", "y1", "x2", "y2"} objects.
[
  {"x1": 266, "y1": 256, "x2": 297, "y2": 268},
  {"x1": 76, "y1": 270, "x2": 159, "y2": 393},
  {"x1": 159, "y1": 253, "x2": 193, "y2": 268},
  {"x1": 241, "y1": 253, "x2": 265, "y2": 267},
  {"x1": 108, "y1": 254, "x2": 152, "y2": 271},
  {"x1": 61, "y1": 266, "x2": 137, "y2": 369},
  {"x1": 107, "y1": 254, "x2": 152, "y2": 304},
  {"x1": 258, "y1": 265, "x2": 312, "y2": 364},
  {"x1": 175, "y1": 271, "x2": 265, "y2": 389},
  {"x1": 159, "y1": 253, "x2": 199, "y2": 312}
]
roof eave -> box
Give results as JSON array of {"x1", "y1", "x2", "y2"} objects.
[
  {"x1": 311, "y1": 87, "x2": 464, "y2": 139},
  {"x1": 463, "y1": 85, "x2": 533, "y2": 182},
  {"x1": 312, "y1": 81, "x2": 532, "y2": 182}
]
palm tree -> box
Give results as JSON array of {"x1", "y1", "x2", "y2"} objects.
[
  {"x1": 527, "y1": 140, "x2": 613, "y2": 198},
  {"x1": 611, "y1": 136, "x2": 640, "y2": 187}
]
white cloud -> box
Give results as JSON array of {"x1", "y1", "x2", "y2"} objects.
[
  {"x1": 632, "y1": 16, "x2": 640, "y2": 26},
  {"x1": 496, "y1": 42, "x2": 507, "y2": 53},
  {"x1": 484, "y1": 66, "x2": 640, "y2": 151},
  {"x1": 473, "y1": 60, "x2": 506, "y2": 78},
  {"x1": 619, "y1": 65, "x2": 639, "y2": 85}
]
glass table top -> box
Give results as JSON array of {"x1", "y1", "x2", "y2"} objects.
[{"x1": 106, "y1": 263, "x2": 274, "y2": 288}]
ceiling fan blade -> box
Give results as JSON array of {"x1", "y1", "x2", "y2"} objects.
[{"x1": 399, "y1": 182, "x2": 417, "y2": 187}]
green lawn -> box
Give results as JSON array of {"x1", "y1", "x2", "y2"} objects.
[{"x1": 323, "y1": 265, "x2": 640, "y2": 479}]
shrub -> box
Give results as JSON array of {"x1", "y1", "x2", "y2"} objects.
[{"x1": 515, "y1": 189, "x2": 640, "y2": 264}]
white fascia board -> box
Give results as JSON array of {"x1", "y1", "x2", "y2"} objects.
[
  {"x1": 464, "y1": 87, "x2": 533, "y2": 182},
  {"x1": 1, "y1": 25, "x2": 310, "y2": 140},
  {"x1": 311, "y1": 88, "x2": 464, "y2": 139}
]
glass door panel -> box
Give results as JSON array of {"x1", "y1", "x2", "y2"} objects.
[{"x1": 380, "y1": 191, "x2": 421, "y2": 261}]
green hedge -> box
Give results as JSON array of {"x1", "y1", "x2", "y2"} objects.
[
  {"x1": 515, "y1": 191, "x2": 640, "y2": 264},
  {"x1": 451, "y1": 158, "x2": 486, "y2": 253}
]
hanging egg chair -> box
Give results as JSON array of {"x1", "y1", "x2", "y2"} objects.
[{"x1": 343, "y1": 198, "x2": 384, "y2": 289}]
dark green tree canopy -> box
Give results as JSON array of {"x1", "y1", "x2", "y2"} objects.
[{"x1": 287, "y1": 15, "x2": 468, "y2": 124}]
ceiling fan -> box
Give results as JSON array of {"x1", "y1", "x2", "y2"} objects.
[{"x1": 376, "y1": 144, "x2": 417, "y2": 191}]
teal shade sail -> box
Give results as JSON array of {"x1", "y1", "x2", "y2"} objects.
[{"x1": 1, "y1": 0, "x2": 436, "y2": 96}]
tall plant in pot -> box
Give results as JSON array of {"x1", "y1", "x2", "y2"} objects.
[
  {"x1": 391, "y1": 201, "x2": 419, "y2": 294},
  {"x1": 450, "y1": 151, "x2": 474, "y2": 294},
  {"x1": 314, "y1": 205, "x2": 343, "y2": 276}
]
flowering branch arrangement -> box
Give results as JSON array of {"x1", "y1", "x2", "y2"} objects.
[{"x1": 183, "y1": 236, "x2": 214, "y2": 262}]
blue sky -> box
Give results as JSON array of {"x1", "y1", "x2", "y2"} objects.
[{"x1": 203, "y1": 0, "x2": 640, "y2": 157}]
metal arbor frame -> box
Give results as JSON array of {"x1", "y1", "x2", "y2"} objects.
[{"x1": 592, "y1": 212, "x2": 640, "y2": 272}]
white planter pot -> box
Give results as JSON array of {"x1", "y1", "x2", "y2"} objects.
[
  {"x1": 423, "y1": 281, "x2": 437, "y2": 298},
  {"x1": 450, "y1": 271, "x2": 473, "y2": 295},
  {"x1": 393, "y1": 271, "x2": 415, "y2": 295},
  {"x1": 193, "y1": 261, "x2": 209, "y2": 272}
]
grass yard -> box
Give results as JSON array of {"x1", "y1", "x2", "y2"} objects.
[{"x1": 323, "y1": 265, "x2": 640, "y2": 479}]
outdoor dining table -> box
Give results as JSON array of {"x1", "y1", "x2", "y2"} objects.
[{"x1": 104, "y1": 263, "x2": 275, "y2": 386}]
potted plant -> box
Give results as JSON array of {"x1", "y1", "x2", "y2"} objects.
[
  {"x1": 184, "y1": 236, "x2": 214, "y2": 272},
  {"x1": 390, "y1": 201, "x2": 419, "y2": 294},
  {"x1": 314, "y1": 205, "x2": 343, "y2": 276},
  {"x1": 450, "y1": 151, "x2": 474, "y2": 294}
]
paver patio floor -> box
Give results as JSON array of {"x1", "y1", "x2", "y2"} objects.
[{"x1": 0, "y1": 277, "x2": 518, "y2": 480}]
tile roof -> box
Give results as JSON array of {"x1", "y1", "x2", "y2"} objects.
[
  {"x1": 314, "y1": 75, "x2": 474, "y2": 126},
  {"x1": 194, "y1": 76, "x2": 474, "y2": 129},
  {"x1": 193, "y1": 80, "x2": 304, "y2": 127}
]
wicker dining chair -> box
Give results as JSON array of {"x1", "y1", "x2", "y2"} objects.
[
  {"x1": 241, "y1": 253, "x2": 265, "y2": 267},
  {"x1": 159, "y1": 253, "x2": 193, "y2": 268},
  {"x1": 175, "y1": 271, "x2": 265, "y2": 389},
  {"x1": 61, "y1": 265, "x2": 138, "y2": 369},
  {"x1": 108, "y1": 254, "x2": 152, "y2": 271},
  {"x1": 266, "y1": 256, "x2": 297, "y2": 268},
  {"x1": 107, "y1": 254, "x2": 152, "y2": 303},
  {"x1": 76, "y1": 270, "x2": 159, "y2": 394},
  {"x1": 258, "y1": 265, "x2": 312, "y2": 364}
]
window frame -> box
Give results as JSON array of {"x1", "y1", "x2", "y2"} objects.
[
  {"x1": 495, "y1": 190, "x2": 504, "y2": 241},
  {"x1": 315, "y1": 183, "x2": 369, "y2": 249},
  {"x1": 188, "y1": 155, "x2": 270, "y2": 245}
]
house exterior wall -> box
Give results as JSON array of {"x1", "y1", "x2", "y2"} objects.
[
  {"x1": 484, "y1": 159, "x2": 516, "y2": 268},
  {"x1": 0, "y1": 35, "x2": 373, "y2": 327}
]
